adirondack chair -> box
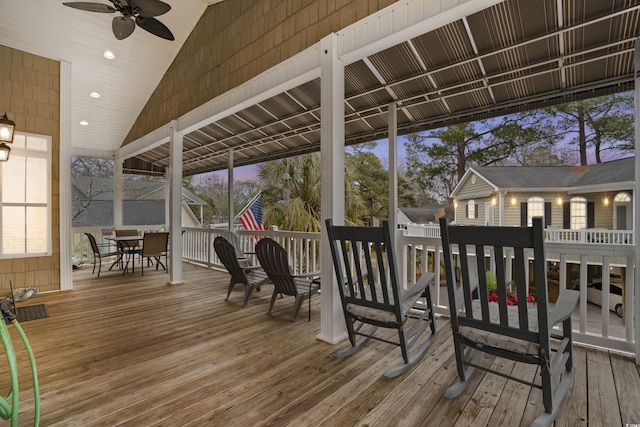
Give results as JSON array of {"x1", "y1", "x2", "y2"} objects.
[
  {"x1": 439, "y1": 217, "x2": 579, "y2": 427},
  {"x1": 255, "y1": 237, "x2": 320, "y2": 321},
  {"x1": 220, "y1": 230, "x2": 254, "y2": 268},
  {"x1": 214, "y1": 236, "x2": 269, "y2": 305},
  {"x1": 325, "y1": 219, "x2": 438, "y2": 378}
]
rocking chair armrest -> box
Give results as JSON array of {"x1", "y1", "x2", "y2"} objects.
[
  {"x1": 401, "y1": 272, "x2": 435, "y2": 302},
  {"x1": 549, "y1": 289, "x2": 580, "y2": 326}
]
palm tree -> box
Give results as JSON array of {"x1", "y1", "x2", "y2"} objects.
[{"x1": 258, "y1": 153, "x2": 367, "y2": 231}]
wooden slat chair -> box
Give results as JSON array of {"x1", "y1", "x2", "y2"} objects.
[
  {"x1": 439, "y1": 217, "x2": 579, "y2": 427},
  {"x1": 220, "y1": 230, "x2": 254, "y2": 268},
  {"x1": 255, "y1": 237, "x2": 320, "y2": 322},
  {"x1": 84, "y1": 233, "x2": 120, "y2": 277},
  {"x1": 325, "y1": 219, "x2": 438, "y2": 378},
  {"x1": 214, "y1": 236, "x2": 270, "y2": 305}
]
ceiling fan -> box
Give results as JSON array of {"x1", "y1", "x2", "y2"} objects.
[{"x1": 63, "y1": 0, "x2": 175, "y2": 41}]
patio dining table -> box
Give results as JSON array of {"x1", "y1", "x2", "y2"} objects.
[{"x1": 106, "y1": 235, "x2": 143, "y2": 274}]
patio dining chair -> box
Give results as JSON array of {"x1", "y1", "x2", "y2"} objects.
[
  {"x1": 85, "y1": 233, "x2": 121, "y2": 277},
  {"x1": 439, "y1": 217, "x2": 579, "y2": 427},
  {"x1": 214, "y1": 236, "x2": 270, "y2": 305},
  {"x1": 255, "y1": 237, "x2": 320, "y2": 321},
  {"x1": 325, "y1": 219, "x2": 438, "y2": 378},
  {"x1": 140, "y1": 232, "x2": 169, "y2": 276},
  {"x1": 115, "y1": 229, "x2": 141, "y2": 271}
]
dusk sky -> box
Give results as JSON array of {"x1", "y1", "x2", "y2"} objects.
[{"x1": 206, "y1": 137, "x2": 406, "y2": 183}]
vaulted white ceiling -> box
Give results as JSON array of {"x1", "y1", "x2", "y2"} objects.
[{"x1": 0, "y1": 0, "x2": 210, "y2": 153}]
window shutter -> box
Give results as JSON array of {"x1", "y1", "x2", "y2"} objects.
[
  {"x1": 587, "y1": 202, "x2": 595, "y2": 228},
  {"x1": 475, "y1": 204, "x2": 479, "y2": 218},
  {"x1": 563, "y1": 202, "x2": 570, "y2": 228},
  {"x1": 544, "y1": 202, "x2": 552, "y2": 227},
  {"x1": 465, "y1": 205, "x2": 468, "y2": 218},
  {"x1": 520, "y1": 203, "x2": 527, "y2": 226}
]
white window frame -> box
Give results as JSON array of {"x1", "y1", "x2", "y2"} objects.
[
  {"x1": 570, "y1": 196, "x2": 587, "y2": 229},
  {"x1": 527, "y1": 196, "x2": 544, "y2": 226},
  {"x1": 0, "y1": 132, "x2": 52, "y2": 258},
  {"x1": 468, "y1": 199, "x2": 475, "y2": 219}
]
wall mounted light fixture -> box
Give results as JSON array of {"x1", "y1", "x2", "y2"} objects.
[{"x1": 0, "y1": 113, "x2": 15, "y2": 162}]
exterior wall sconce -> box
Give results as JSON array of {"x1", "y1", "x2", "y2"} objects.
[
  {"x1": 491, "y1": 197, "x2": 497, "y2": 206},
  {"x1": 0, "y1": 112, "x2": 15, "y2": 162},
  {"x1": 603, "y1": 197, "x2": 609, "y2": 206},
  {"x1": 510, "y1": 196, "x2": 516, "y2": 206},
  {"x1": 556, "y1": 197, "x2": 563, "y2": 205}
]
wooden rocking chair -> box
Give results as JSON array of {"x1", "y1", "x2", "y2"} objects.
[
  {"x1": 325, "y1": 219, "x2": 438, "y2": 378},
  {"x1": 439, "y1": 217, "x2": 579, "y2": 427}
]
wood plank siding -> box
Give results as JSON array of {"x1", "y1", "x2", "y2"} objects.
[{"x1": 2, "y1": 262, "x2": 639, "y2": 426}]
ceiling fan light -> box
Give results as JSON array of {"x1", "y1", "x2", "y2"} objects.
[{"x1": 103, "y1": 50, "x2": 115, "y2": 59}]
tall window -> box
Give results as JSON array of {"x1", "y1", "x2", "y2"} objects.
[
  {"x1": 1, "y1": 133, "x2": 51, "y2": 257},
  {"x1": 527, "y1": 196, "x2": 544, "y2": 226},
  {"x1": 467, "y1": 200, "x2": 476, "y2": 219},
  {"x1": 570, "y1": 197, "x2": 587, "y2": 229}
]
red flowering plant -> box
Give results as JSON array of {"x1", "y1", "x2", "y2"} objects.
[
  {"x1": 485, "y1": 272, "x2": 536, "y2": 306},
  {"x1": 487, "y1": 290, "x2": 536, "y2": 306}
]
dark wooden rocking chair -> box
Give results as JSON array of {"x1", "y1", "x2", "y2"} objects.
[
  {"x1": 325, "y1": 219, "x2": 438, "y2": 378},
  {"x1": 439, "y1": 217, "x2": 579, "y2": 427}
]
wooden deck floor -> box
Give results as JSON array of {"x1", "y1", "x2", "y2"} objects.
[{"x1": 2, "y1": 262, "x2": 640, "y2": 426}]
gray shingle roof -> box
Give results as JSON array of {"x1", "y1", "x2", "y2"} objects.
[
  {"x1": 472, "y1": 157, "x2": 634, "y2": 190},
  {"x1": 73, "y1": 176, "x2": 205, "y2": 204},
  {"x1": 399, "y1": 205, "x2": 454, "y2": 223}
]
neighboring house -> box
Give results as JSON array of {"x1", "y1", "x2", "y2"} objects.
[
  {"x1": 398, "y1": 205, "x2": 455, "y2": 226},
  {"x1": 72, "y1": 176, "x2": 205, "y2": 228},
  {"x1": 451, "y1": 157, "x2": 634, "y2": 231}
]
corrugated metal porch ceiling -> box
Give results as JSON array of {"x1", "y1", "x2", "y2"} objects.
[{"x1": 130, "y1": 0, "x2": 640, "y2": 177}]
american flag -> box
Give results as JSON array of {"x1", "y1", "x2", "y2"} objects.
[{"x1": 238, "y1": 194, "x2": 264, "y2": 231}]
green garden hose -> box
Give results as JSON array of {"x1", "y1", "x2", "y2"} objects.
[{"x1": 0, "y1": 300, "x2": 40, "y2": 427}]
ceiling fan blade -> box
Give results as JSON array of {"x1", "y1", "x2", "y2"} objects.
[
  {"x1": 135, "y1": 17, "x2": 174, "y2": 41},
  {"x1": 112, "y1": 16, "x2": 136, "y2": 40},
  {"x1": 130, "y1": 0, "x2": 171, "y2": 17},
  {"x1": 63, "y1": 2, "x2": 116, "y2": 13}
]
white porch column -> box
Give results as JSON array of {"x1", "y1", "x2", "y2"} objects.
[
  {"x1": 114, "y1": 158, "x2": 123, "y2": 228},
  {"x1": 228, "y1": 148, "x2": 234, "y2": 228},
  {"x1": 633, "y1": 38, "x2": 640, "y2": 364},
  {"x1": 318, "y1": 33, "x2": 345, "y2": 344},
  {"x1": 59, "y1": 61, "x2": 73, "y2": 290},
  {"x1": 169, "y1": 120, "x2": 183, "y2": 284},
  {"x1": 389, "y1": 102, "x2": 405, "y2": 286},
  {"x1": 389, "y1": 102, "x2": 398, "y2": 233}
]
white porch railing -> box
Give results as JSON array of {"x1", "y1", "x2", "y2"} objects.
[
  {"x1": 404, "y1": 222, "x2": 635, "y2": 245},
  {"x1": 399, "y1": 231, "x2": 637, "y2": 356},
  {"x1": 181, "y1": 226, "x2": 321, "y2": 275},
  {"x1": 73, "y1": 225, "x2": 637, "y2": 358}
]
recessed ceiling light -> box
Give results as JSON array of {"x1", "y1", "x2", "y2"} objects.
[
  {"x1": 90, "y1": 92, "x2": 101, "y2": 98},
  {"x1": 103, "y1": 50, "x2": 115, "y2": 60},
  {"x1": 80, "y1": 121, "x2": 89, "y2": 126}
]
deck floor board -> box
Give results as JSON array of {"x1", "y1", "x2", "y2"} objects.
[{"x1": 0, "y1": 262, "x2": 636, "y2": 426}]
